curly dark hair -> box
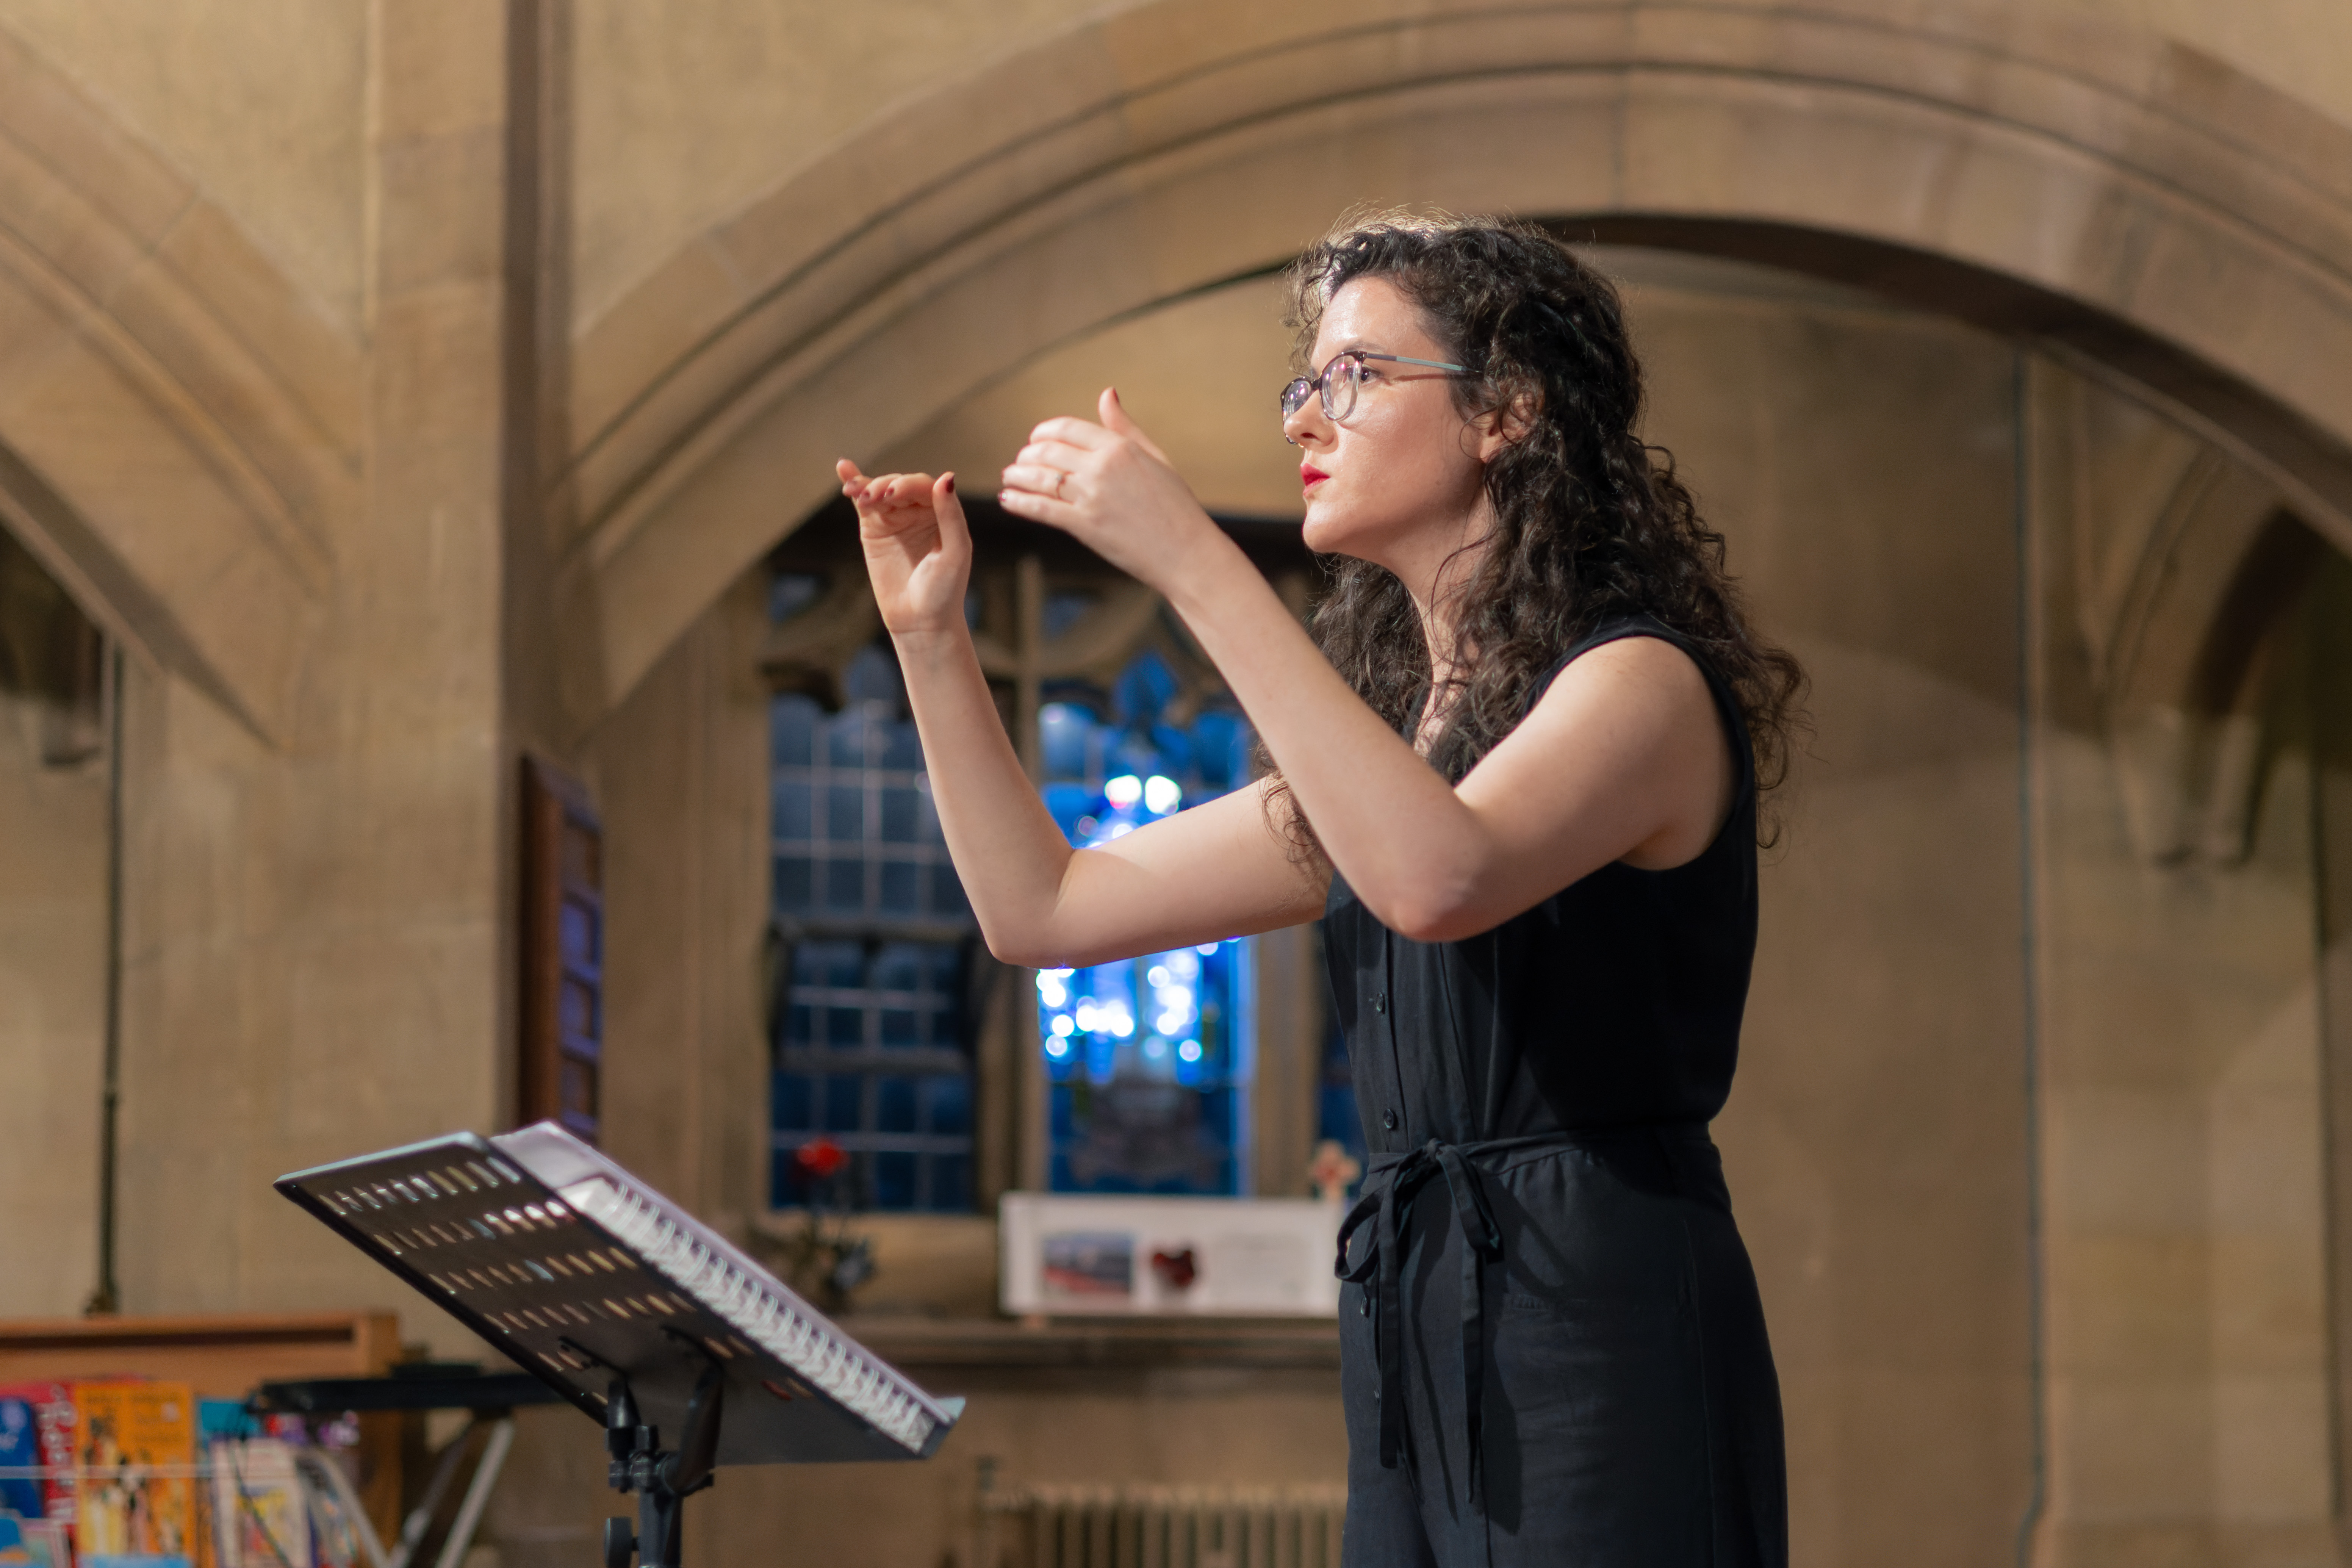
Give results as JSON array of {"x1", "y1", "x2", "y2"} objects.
[{"x1": 1268, "y1": 210, "x2": 1807, "y2": 848}]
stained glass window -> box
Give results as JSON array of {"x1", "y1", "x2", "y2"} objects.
[
  {"x1": 766, "y1": 554, "x2": 1274, "y2": 1209},
  {"x1": 1034, "y1": 649, "x2": 1259, "y2": 1195},
  {"x1": 770, "y1": 625, "x2": 976, "y2": 1212}
]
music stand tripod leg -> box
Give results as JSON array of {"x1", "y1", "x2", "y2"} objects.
[{"x1": 433, "y1": 1416, "x2": 516, "y2": 1568}]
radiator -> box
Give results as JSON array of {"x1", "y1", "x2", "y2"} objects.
[{"x1": 977, "y1": 1483, "x2": 1350, "y2": 1568}]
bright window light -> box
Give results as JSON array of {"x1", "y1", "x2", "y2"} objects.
[{"x1": 1028, "y1": 651, "x2": 1258, "y2": 1197}]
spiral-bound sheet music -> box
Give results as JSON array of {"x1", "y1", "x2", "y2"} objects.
[{"x1": 277, "y1": 1122, "x2": 961, "y2": 1465}]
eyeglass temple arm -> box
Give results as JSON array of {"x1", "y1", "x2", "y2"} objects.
[{"x1": 1365, "y1": 353, "x2": 1470, "y2": 373}]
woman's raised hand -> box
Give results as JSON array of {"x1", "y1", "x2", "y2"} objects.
[
  {"x1": 998, "y1": 389, "x2": 1223, "y2": 591},
  {"x1": 837, "y1": 460, "x2": 971, "y2": 636}
]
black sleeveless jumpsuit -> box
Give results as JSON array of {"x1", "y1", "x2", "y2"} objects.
[{"x1": 1327, "y1": 617, "x2": 1787, "y2": 1568}]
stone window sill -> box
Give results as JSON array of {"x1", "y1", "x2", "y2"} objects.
[
  {"x1": 749, "y1": 1212, "x2": 1339, "y2": 1369},
  {"x1": 843, "y1": 1313, "x2": 1341, "y2": 1371}
]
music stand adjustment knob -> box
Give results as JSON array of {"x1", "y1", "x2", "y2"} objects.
[{"x1": 604, "y1": 1516, "x2": 637, "y2": 1568}]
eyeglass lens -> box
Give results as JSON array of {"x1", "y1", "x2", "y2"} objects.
[{"x1": 1278, "y1": 354, "x2": 1361, "y2": 426}]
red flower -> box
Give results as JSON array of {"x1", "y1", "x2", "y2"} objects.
[{"x1": 795, "y1": 1137, "x2": 848, "y2": 1178}]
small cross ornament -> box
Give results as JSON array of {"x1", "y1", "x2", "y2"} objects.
[{"x1": 1308, "y1": 1139, "x2": 1362, "y2": 1204}]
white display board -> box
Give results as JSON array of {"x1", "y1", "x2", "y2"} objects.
[{"x1": 999, "y1": 1193, "x2": 1343, "y2": 1317}]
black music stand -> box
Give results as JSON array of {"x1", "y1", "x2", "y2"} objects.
[{"x1": 277, "y1": 1124, "x2": 963, "y2": 1568}]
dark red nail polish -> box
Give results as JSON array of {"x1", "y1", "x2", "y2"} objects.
[{"x1": 944, "y1": 474, "x2": 957, "y2": 495}]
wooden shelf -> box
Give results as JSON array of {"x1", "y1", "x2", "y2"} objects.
[{"x1": 0, "y1": 1311, "x2": 401, "y2": 1395}]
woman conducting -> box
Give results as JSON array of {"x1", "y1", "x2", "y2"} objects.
[{"x1": 837, "y1": 213, "x2": 1800, "y2": 1567}]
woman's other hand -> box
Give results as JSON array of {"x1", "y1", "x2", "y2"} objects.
[
  {"x1": 839, "y1": 461, "x2": 970, "y2": 636},
  {"x1": 998, "y1": 389, "x2": 1226, "y2": 592}
]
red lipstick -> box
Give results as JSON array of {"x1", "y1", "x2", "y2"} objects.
[{"x1": 1300, "y1": 463, "x2": 1330, "y2": 492}]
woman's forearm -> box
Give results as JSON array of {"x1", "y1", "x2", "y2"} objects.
[
  {"x1": 1160, "y1": 540, "x2": 1492, "y2": 937},
  {"x1": 889, "y1": 623, "x2": 1082, "y2": 962},
  {"x1": 985, "y1": 402, "x2": 1702, "y2": 943}
]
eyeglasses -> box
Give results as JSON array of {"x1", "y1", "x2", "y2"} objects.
[{"x1": 1280, "y1": 351, "x2": 1471, "y2": 440}]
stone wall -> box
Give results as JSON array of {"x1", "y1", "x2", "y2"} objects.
[
  {"x1": 499, "y1": 247, "x2": 2352, "y2": 1568},
  {"x1": 2, "y1": 2, "x2": 2351, "y2": 1564}
]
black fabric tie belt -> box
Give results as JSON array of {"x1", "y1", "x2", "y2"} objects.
[{"x1": 1333, "y1": 1125, "x2": 1715, "y2": 1516}]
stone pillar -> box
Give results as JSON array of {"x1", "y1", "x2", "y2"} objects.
[
  {"x1": 114, "y1": 0, "x2": 522, "y2": 1341},
  {"x1": 2022, "y1": 358, "x2": 2341, "y2": 1568}
]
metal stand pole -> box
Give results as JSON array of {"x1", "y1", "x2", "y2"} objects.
[{"x1": 601, "y1": 1366, "x2": 721, "y2": 1568}]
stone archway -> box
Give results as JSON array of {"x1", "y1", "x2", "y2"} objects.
[
  {"x1": 0, "y1": 23, "x2": 357, "y2": 743},
  {"x1": 560, "y1": 8, "x2": 2352, "y2": 1563},
  {"x1": 565, "y1": 0, "x2": 2352, "y2": 722}
]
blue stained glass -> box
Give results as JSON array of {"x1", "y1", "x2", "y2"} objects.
[
  {"x1": 925, "y1": 1075, "x2": 971, "y2": 1136},
  {"x1": 773, "y1": 1072, "x2": 813, "y2": 1130},
  {"x1": 772, "y1": 856, "x2": 811, "y2": 915},
  {"x1": 875, "y1": 1152, "x2": 918, "y2": 1210},
  {"x1": 930, "y1": 867, "x2": 969, "y2": 919},
  {"x1": 1034, "y1": 653, "x2": 1258, "y2": 1196},
  {"x1": 773, "y1": 779, "x2": 812, "y2": 840},
  {"x1": 1116, "y1": 649, "x2": 1180, "y2": 723},
  {"x1": 867, "y1": 946, "x2": 908, "y2": 990},
  {"x1": 1040, "y1": 780, "x2": 1095, "y2": 832},
  {"x1": 828, "y1": 718, "x2": 869, "y2": 768},
  {"x1": 842, "y1": 644, "x2": 904, "y2": 708},
  {"x1": 794, "y1": 940, "x2": 851, "y2": 989},
  {"x1": 826, "y1": 785, "x2": 864, "y2": 840},
  {"x1": 932, "y1": 1154, "x2": 972, "y2": 1212},
  {"x1": 1199, "y1": 1085, "x2": 1234, "y2": 1144},
  {"x1": 771, "y1": 696, "x2": 817, "y2": 767},
  {"x1": 880, "y1": 787, "x2": 920, "y2": 842},
  {"x1": 876, "y1": 1077, "x2": 918, "y2": 1134},
  {"x1": 1041, "y1": 707, "x2": 1092, "y2": 779},
  {"x1": 1191, "y1": 710, "x2": 1245, "y2": 790},
  {"x1": 769, "y1": 635, "x2": 975, "y2": 1215},
  {"x1": 1043, "y1": 591, "x2": 1096, "y2": 640}
]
